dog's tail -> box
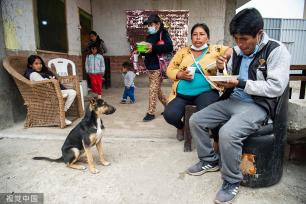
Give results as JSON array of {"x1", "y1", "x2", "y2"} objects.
[{"x1": 32, "y1": 156, "x2": 64, "y2": 163}]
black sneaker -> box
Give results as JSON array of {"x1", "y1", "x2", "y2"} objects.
[
  {"x1": 186, "y1": 160, "x2": 219, "y2": 176},
  {"x1": 120, "y1": 99, "x2": 127, "y2": 104},
  {"x1": 143, "y1": 113, "x2": 155, "y2": 122},
  {"x1": 214, "y1": 180, "x2": 240, "y2": 204}
]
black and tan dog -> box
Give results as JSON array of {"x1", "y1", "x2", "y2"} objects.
[{"x1": 33, "y1": 98, "x2": 116, "y2": 174}]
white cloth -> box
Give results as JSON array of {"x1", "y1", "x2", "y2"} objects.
[{"x1": 61, "y1": 89, "x2": 76, "y2": 112}]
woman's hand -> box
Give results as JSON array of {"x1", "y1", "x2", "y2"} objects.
[
  {"x1": 176, "y1": 70, "x2": 193, "y2": 80},
  {"x1": 145, "y1": 42, "x2": 152, "y2": 53},
  {"x1": 132, "y1": 50, "x2": 139, "y2": 55}
]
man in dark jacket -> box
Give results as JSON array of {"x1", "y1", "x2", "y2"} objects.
[{"x1": 186, "y1": 8, "x2": 290, "y2": 204}]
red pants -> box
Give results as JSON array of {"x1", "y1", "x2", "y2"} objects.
[{"x1": 88, "y1": 74, "x2": 103, "y2": 95}]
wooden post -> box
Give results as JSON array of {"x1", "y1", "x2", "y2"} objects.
[{"x1": 184, "y1": 105, "x2": 197, "y2": 152}]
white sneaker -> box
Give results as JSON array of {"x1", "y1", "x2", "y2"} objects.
[{"x1": 65, "y1": 118, "x2": 72, "y2": 126}]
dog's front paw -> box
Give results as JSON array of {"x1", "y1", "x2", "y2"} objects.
[
  {"x1": 90, "y1": 168, "x2": 100, "y2": 174},
  {"x1": 101, "y1": 160, "x2": 111, "y2": 166}
]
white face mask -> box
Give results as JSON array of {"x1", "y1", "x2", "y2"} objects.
[{"x1": 191, "y1": 43, "x2": 208, "y2": 51}]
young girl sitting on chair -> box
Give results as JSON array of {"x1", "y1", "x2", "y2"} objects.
[{"x1": 24, "y1": 55, "x2": 76, "y2": 126}]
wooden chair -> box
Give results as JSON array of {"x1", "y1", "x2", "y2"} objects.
[{"x1": 2, "y1": 56, "x2": 84, "y2": 128}]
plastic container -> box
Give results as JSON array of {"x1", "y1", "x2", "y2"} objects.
[{"x1": 136, "y1": 43, "x2": 148, "y2": 53}]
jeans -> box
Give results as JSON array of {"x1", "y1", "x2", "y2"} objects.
[{"x1": 123, "y1": 86, "x2": 135, "y2": 102}]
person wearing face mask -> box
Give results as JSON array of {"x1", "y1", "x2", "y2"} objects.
[
  {"x1": 187, "y1": 8, "x2": 290, "y2": 204},
  {"x1": 163, "y1": 23, "x2": 232, "y2": 141},
  {"x1": 139, "y1": 14, "x2": 173, "y2": 122}
]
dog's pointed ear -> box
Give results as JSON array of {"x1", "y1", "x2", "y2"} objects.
[
  {"x1": 89, "y1": 98, "x2": 96, "y2": 106},
  {"x1": 89, "y1": 97, "x2": 96, "y2": 111}
]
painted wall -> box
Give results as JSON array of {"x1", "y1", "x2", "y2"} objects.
[
  {"x1": 1, "y1": 0, "x2": 36, "y2": 51},
  {"x1": 1, "y1": 0, "x2": 91, "y2": 55},
  {"x1": 0, "y1": 2, "x2": 26, "y2": 130},
  {"x1": 224, "y1": 0, "x2": 236, "y2": 46},
  {"x1": 66, "y1": 0, "x2": 92, "y2": 55},
  {"x1": 91, "y1": 0, "x2": 228, "y2": 56},
  {"x1": 76, "y1": 0, "x2": 92, "y2": 14},
  {"x1": 66, "y1": 0, "x2": 82, "y2": 55}
]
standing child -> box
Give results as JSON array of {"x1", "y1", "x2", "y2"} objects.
[
  {"x1": 24, "y1": 55, "x2": 76, "y2": 126},
  {"x1": 120, "y1": 61, "x2": 136, "y2": 104},
  {"x1": 85, "y1": 44, "x2": 105, "y2": 98}
]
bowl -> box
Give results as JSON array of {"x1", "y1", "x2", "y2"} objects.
[{"x1": 136, "y1": 43, "x2": 148, "y2": 53}]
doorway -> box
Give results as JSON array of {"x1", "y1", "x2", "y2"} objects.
[{"x1": 79, "y1": 8, "x2": 92, "y2": 80}]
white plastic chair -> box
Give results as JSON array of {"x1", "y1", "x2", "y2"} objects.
[{"x1": 48, "y1": 58, "x2": 85, "y2": 110}]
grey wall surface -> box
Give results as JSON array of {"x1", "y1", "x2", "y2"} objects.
[
  {"x1": 224, "y1": 0, "x2": 236, "y2": 46},
  {"x1": 0, "y1": 2, "x2": 26, "y2": 130},
  {"x1": 1, "y1": 0, "x2": 91, "y2": 55},
  {"x1": 1, "y1": 0, "x2": 36, "y2": 51},
  {"x1": 92, "y1": 0, "x2": 229, "y2": 56}
]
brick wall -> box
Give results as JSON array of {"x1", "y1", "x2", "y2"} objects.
[{"x1": 109, "y1": 55, "x2": 130, "y2": 73}]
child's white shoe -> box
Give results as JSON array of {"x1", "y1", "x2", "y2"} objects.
[{"x1": 65, "y1": 118, "x2": 72, "y2": 126}]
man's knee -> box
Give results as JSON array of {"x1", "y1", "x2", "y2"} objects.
[{"x1": 219, "y1": 125, "x2": 242, "y2": 149}]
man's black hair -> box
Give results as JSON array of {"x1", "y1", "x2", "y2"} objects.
[{"x1": 230, "y1": 8, "x2": 264, "y2": 37}]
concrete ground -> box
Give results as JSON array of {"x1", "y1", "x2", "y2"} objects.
[{"x1": 0, "y1": 82, "x2": 306, "y2": 204}]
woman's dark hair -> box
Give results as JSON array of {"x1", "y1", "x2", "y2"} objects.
[
  {"x1": 230, "y1": 8, "x2": 264, "y2": 37},
  {"x1": 144, "y1": 14, "x2": 165, "y2": 29},
  {"x1": 122, "y1": 61, "x2": 133, "y2": 70},
  {"x1": 25, "y1": 55, "x2": 54, "y2": 79},
  {"x1": 27, "y1": 55, "x2": 48, "y2": 71},
  {"x1": 89, "y1": 30, "x2": 102, "y2": 43},
  {"x1": 191, "y1": 23, "x2": 210, "y2": 39},
  {"x1": 89, "y1": 30, "x2": 97, "y2": 36}
]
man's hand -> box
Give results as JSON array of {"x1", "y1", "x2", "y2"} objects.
[
  {"x1": 215, "y1": 79, "x2": 239, "y2": 88},
  {"x1": 216, "y1": 48, "x2": 233, "y2": 70},
  {"x1": 216, "y1": 55, "x2": 228, "y2": 70},
  {"x1": 176, "y1": 70, "x2": 193, "y2": 80}
]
